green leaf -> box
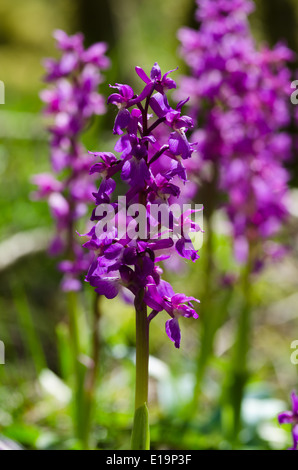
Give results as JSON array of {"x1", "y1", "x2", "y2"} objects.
[{"x1": 131, "y1": 403, "x2": 150, "y2": 450}]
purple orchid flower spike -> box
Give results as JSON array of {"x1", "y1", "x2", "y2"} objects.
[
  {"x1": 85, "y1": 62, "x2": 201, "y2": 348},
  {"x1": 32, "y1": 29, "x2": 111, "y2": 449},
  {"x1": 84, "y1": 65, "x2": 202, "y2": 447},
  {"x1": 278, "y1": 391, "x2": 298, "y2": 450},
  {"x1": 177, "y1": 0, "x2": 292, "y2": 268},
  {"x1": 33, "y1": 30, "x2": 109, "y2": 290}
]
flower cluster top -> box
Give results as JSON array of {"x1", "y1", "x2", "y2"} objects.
[
  {"x1": 33, "y1": 30, "x2": 110, "y2": 291},
  {"x1": 84, "y1": 63, "x2": 201, "y2": 348}
]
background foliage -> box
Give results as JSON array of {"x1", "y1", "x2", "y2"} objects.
[{"x1": 0, "y1": 0, "x2": 297, "y2": 450}]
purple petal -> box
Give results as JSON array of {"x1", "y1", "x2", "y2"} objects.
[
  {"x1": 104, "y1": 243, "x2": 123, "y2": 260},
  {"x1": 172, "y1": 293, "x2": 199, "y2": 305},
  {"x1": 123, "y1": 246, "x2": 138, "y2": 264},
  {"x1": 128, "y1": 83, "x2": 154, "y2": 107},
  {"x1": 114, "y1": 134, "x2": 132, "y2": 157},
  {"x1": 89, "y1": 151, "x2": 116, "y2": 160},
  {"x1": 157, "y1": 280, "x2": 175, "y2": 299},
  {"x1": 278, "y1": 411, "x2": 294, "y2": 424},
  {"x1": 176, "y1": 97, "x2": 190, "y2": 111},
  {"x1": 162, "y1": 67, "x2": 178, "y2": 85},
  {"x1": 161, "y1": 76, "x2": 176, "y2": 90},
  {"x1": 175, "y1": 237, "x2": 199, "y2": 262},
  {"x1": 59, "y1": 53, "x2": 79, "y2": 75},
  {"x1": 166, "y1": 161, "x2": 187, "y2": 182},
  {"x1": 148, "y1": 238, "x2": 174, "y2": 251},
  {"x1": 82, "y1": 42, "x2": 110, "y2": 69},
  {"x1": 61, "y1": 277, "x2": 81, "y2": 292},
  {"x1": 116, "y1": 84, "x2": 134, "y2": 100},
  {"x1": 165, "y1": 318, "x2": 181, "y2": 348},
  {"x1": 176, "y1": 303, "x2": 199, "y2": 319},
  {"x1": 113, "y1": 108, "x2": 131, "y2": 135},
  {"x1": 107, "y1": 93, "x2": 125, "y2": 105},
  {"x1": 169, "y1": 132, "x2": 192, "y2": 159},
  {"x1": 135, "y1": 66, "x2": 151, "y2": 84},
  {"x1": 144, "y1": 283, "x2": 164, "y2": 312},
  {"x1": 292, "y1": 424, "x2": 298, "y2": 448},
  {"x1": 138, "y1": 256, "x2": 154, "y2": 277},
  {"x1": 119, "y1": 265, "x2": 134, "y2": 286},
  {"x1": 53, "y1": 30, "x2": 83, "y2": 52},
  {"x1": 93, "y1": 178, "x2": 116, "y2": 204},
  {"x1": 89, "y1": 162, "x2": 106, "y2": 174},
  {"x1": 149, "y1": 92, "x2": 171, "y2": 118},
  {"x1": 121, "y1": 160, "x2": 132, "y2": 181},
  {"x1": 31, "y1": 173, "x2": 62, "y2": 198},
  {"x1": 100, "y1": 178, "x2": 116, "y2": 196},
  {"x1": 291, "y1": 392, "x2": 298, "y2": 415},
  {"x1": 49, "y1": 236, "x2": 64, "y2": 256},
  {"x1": 150, "y1": 62, "x2": 162, "y2": 81},
  {"x1": 93, "y1": 279, "x2": 119, "y2": 299},
  {"x1": 48, "y1": 192, "x2": 69, "y2": 219},
  {"x1": 171, "y1": 115, "x2": 194, "y2": 130}
]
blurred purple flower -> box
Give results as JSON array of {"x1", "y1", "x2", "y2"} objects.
[
  {"x1": 176, "y1": 0, "x2": 293, "y2": 267},
  {"x1": 32, "y1": 30, "x2": 109, "y2": 290}
]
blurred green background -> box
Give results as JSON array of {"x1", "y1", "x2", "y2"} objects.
[{"x1": 0, "y1": 0, "x2": 298, "y2": 450}]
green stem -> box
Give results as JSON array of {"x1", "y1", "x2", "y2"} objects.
[
  {"x1": 131, "y1": 293, "x2": 150, "y2": 450},
  {"x1": 224, "y1": 248, "x2": 253, "y2": 445},
  {"x1": 189, "y1": 164, "x2": 221, "y2": 415},
  {"x1": 67, "y1": 290, "x2": 87, "y2": 448},
  {"x1": 83, "y1": 293, "x2": 102, "y2": 448},
  {"x1": 190, "y1": 213, "x2": 214, "y2": 412}
]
